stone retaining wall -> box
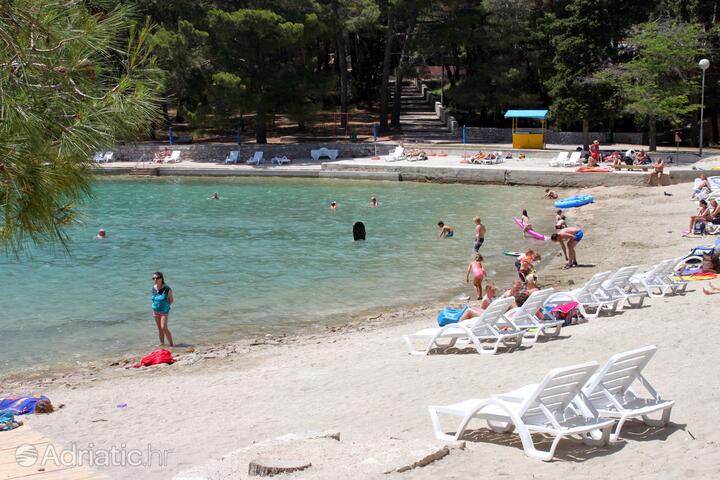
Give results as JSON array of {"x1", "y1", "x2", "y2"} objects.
[
  {"x1": 460, "y1": 127, "x2": 644, "y2": 146},
  {"x1": 109, "y1": 143, "x2": 395, "y2": 163}
]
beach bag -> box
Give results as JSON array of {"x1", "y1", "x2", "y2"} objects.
[
  {"x1": 694, "y1": 221, "x2": 706, "y2": 235},
  {"x1": 132, "y1": 349, "x2": 175, "y2": 368},
  {"x1": 545, "y1": 301, "x2": 582, "y2": 326},
  {"x1": 437, "y1": 306, "x2": 469, "y2": 327}
]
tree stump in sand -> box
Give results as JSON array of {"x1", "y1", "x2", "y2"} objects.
[{"x1": 248, "y1": 458, "x2": 312, "y2": 477}]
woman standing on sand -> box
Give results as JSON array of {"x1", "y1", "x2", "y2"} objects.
[{"x1": 151, "y1": 272, "x2": 174, "y2": 346}]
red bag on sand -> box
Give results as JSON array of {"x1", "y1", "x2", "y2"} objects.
[{"x1": 132, "y1": 349, "x2": 175, "y2": 368}]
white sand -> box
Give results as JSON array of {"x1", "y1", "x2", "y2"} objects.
[{"x1": 7, "y1": 181, "x2": 720, "y2": 479}]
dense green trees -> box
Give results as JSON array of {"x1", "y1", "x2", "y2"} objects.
[{"x1": 134, "y1": 0, "x2": 715, "y2": 147}]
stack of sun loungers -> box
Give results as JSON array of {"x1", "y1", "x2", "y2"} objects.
[{"x1": 402, "y1": 258, "x2": 684, "y2": 461}]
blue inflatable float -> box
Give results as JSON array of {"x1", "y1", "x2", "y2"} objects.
[{"x1": 554, "y1": 194, "x2": 594, "y2": 209}]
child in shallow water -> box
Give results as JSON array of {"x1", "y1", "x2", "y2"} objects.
[
  {"x1": 465, "y1": 253, "x2": 486, "y2": 299},
  {"x1": 521, "y1": 209, "x2": 532, "y2": 236}
]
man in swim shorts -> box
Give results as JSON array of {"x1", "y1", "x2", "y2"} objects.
[
  {"x1": 473, "y1": 216, "x2": 485, "y2": 251},
  {"x1": 438, "y1": 221, "x2": 454, "y2": 238},
  {"x1": 550, "y1": 226, "x2": 583, "y2": 269}
]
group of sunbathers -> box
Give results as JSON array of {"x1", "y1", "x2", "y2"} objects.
[{"x1": 469, "y1": 151, "x2": 504, "y2": 164}]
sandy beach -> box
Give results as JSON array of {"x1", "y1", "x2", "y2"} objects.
[{"x1": 4, "y1": 179, "x2": 720, "y2": 479}]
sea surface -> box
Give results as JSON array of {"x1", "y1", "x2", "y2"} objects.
[{"x1": 0, "y1": 177, "x2": 557, "y2": 374}]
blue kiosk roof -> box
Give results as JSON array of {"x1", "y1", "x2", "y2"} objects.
[{"x1": 504, "y1": 109, "x2": 549, "y2": 119}]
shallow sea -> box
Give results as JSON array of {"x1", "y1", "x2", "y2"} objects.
[{"x1": 0, "y1": 177, "x2": 557, "y2": 373}]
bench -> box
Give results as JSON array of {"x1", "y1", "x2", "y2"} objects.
[
  {"x1": 173, "y1": 135, "x2": 193, "y2": 144},
  {"x1": 311, "y1": 147, "x2": 339, "y2": 161}
]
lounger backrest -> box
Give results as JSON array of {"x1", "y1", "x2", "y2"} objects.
[
  {"x1": 577, "y1": 271, "x2": 612, "y2": 299},
  {"x1": 469, "y1": 297, "x2": 514, "y2": 333},
  {"x1": 228, "y1": 151, "x2": 238, "y2": 161},
  {"x1": 170, "y1": 150, "x2": 181, "y2": 161},
  {"x1": 582, "y1": 345, "x2": 656, "y2": 402},
  {"x1": 605, "y1": 266, "x2": 638, "y2": 290},
  {"x1": 254, "y1": 151, "x2": 263, "y2": 161},
  {"x1": 104, "y1": 151, "x2": 114, "y2": 161},
  {"x1": 519, "y1": 361, "x2": 599, "y2": 422},
  {"x1": 93, "y1": 151, "x2": 105, "y2": 161},
  {"x1": 567, "y1": 152, "x2": 581, "y2": 163},
  {"x1": 555, "y1": 152, "x2": 568, "y2": 163},
  {"x1": 510, "y1": 288, "x2": 554, "y2": 321}
]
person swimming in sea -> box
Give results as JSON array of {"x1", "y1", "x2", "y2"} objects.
[
  {"x1": 210, "y1": 192, "x2": 220, "y2": 200},
  {"x1": 369, "y1": 196, "x2": 378, "y2": 207},
  {"x1": 438, "y1": 221, "x2": 454, "y2": 238},
  {"x1": 95, "y1": 228, "x2": 107, "y2": 240},
  {"x1": 465, "y1": 253, "x2": 486, "y2": 299},
  {"x1": 330, "y1": 201, "x2": 337, "y2": 210}
]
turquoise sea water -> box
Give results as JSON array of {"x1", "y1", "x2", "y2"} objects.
[{"x1": 0, "y1": 178, "x2": 556, "y2": 374}]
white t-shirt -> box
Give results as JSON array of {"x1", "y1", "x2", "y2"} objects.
[{"x1": 625, "y1": 149, "x2": 635, "y2": 158}]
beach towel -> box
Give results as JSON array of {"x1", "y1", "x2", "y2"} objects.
[
  {"x1": 0, "y1": 395, "x2": 50, "y2": 415},
  {"x1": 544, "y1": 301, "x2": 581, "y2": 326},
  {"x1": 132, "y1": 349, "x2": 175, "y2": 368},
  {"x1": 437, "y1": 306, "x2": 469, "y2": 326}
]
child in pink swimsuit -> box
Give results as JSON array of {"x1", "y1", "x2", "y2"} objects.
[{"x1": 465, "y1": 253, "x2": 486, "y2": 299}]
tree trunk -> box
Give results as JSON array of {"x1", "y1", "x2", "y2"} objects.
[
  {"x1": 444, "y1": 64, "x2": 456, "y2": 88},
  {"x1": 391, "y1": 15, "x2": 418, "y2": 128},
  {"x1": 648, "y1": 117, "x2": 657, "y2": 151},
  {"x1": 378, "y1": 12, "x2": 394, "y2": 133},
  {"x1": 255, "y1": 107, "x2": 267, "y2": 144},
  {"x1": 582, "y1": 119, "x2": 589, "y2": 150},
  {"x1": 332, "y1": 0, "x2": 348, "y2": 128}
]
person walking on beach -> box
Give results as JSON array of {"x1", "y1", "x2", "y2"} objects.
[
  {"x1": 438, "y1": 221, "x2": 454, "y2": 238},
  {"x1": 551, "y1": 226, "x2": 583, "y2": 269},
  {"x1": 465, "y1": 253, "x2": 486, "y2": 299},
  {"x1": 646, "y1": 158, "x2": 664, "y2": 186},
  {"x1": 151, "y1": 272, "x2": 174, "y2": 346},
  {"x1": 473, "y1": 216, "x2": 485, "y2": 251}
]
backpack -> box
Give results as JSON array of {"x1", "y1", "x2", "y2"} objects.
[{"x1": 544, "y1": 301, "x2": 583, "y2": 326}]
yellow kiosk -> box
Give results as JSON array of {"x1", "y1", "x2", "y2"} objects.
[{"x1": 504, "y1": 109, "x2": 548, "y2": 149}]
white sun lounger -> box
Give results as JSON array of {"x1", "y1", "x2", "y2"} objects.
[
  {"x1": 93, "y1": 151, "x2": 106, "y2": 163},
  {"x1": 502, "y1": 288, "x2": 563, "y2": 343},
  {"x1": 545, "y1": 271, "x2": 620, "y2": 319},
  {"x1": 563, "y1": 151, "x2": 582, "y2": 167},
  {"x1": 429, "y1": 361, "x2": 614, "y2": 461},
  {"x1": 579, "y1": 345, "x2": 674, "y2": 443},
  {"x1": 402, "y1": 297, "x2": 522, "y2": 355},
  {"x1": 272, "y1": 156, "x2": 291, "y2": 165},
  {"x1": 246, "y1": 151, "x2": 263, "y2": 165},
  {"x1": 549, "y1": 152, "x2": 568, "y2": 167},
  {"x1": 596, "y1": 266, "x2": 647, "y2": 310},
  {"x1": 386, "y1": 146, "x2": 406, "y2": 162},
  {"x1": 482, "y1": 152, "x2": 504, "y2": 165},
  {"x1": 311, "y1": 147, "x2": 338, "y2": 161},
  {"x1": 165, "y1": 150, "x2": 181, "y2": 163},
  {"x1": 224, "y1": 150, "x2": 239, "y2": 164},
  {"x1": 628, "y1": 259, "x2": 678, "y2": 298},
  {"x1": 103, "y1": 151, "x2": 114, "y2": 163}
]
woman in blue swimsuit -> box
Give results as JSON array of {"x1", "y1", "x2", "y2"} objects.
[{"x1": 151, "y1": 272, "x2": 174, "y2": 346}]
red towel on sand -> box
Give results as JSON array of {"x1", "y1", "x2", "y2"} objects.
[{"x1": 132, "y1": 349, "x2": 175, "y2": 368}]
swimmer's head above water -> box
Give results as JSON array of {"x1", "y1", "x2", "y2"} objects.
[{"x1": 330, "y1": 201, "x2": 337, "y2": 209}]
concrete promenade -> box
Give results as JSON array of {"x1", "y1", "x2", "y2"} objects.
[{"x1": 94, "y1": 145, "x2": 719, "y2": 187}]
